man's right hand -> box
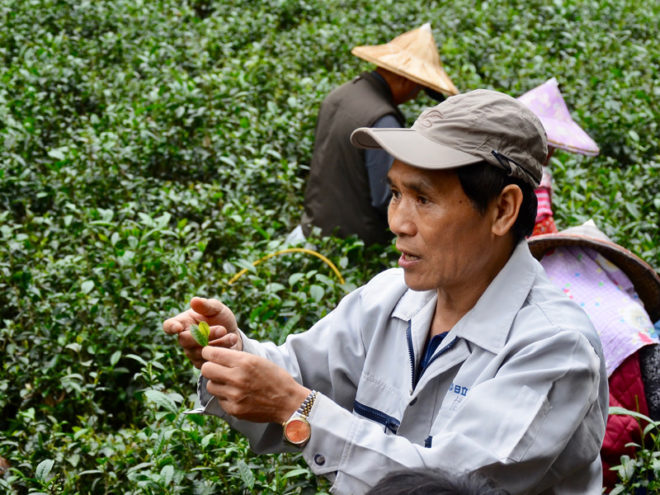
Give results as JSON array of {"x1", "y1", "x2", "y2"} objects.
[{"x1": 163, "y1": 297, "x2": 243, "y2": 368}]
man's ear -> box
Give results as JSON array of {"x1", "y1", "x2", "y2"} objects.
[{"x1": 491, "y1": 184, "x2": 523, "y2": 237}]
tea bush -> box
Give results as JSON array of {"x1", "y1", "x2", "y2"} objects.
[
  {"x1": 1, "y1": 0, "x2": 658, "y2": 492},
  {"x1": 609, "y1": 407, "x2": 660, "y2": 494}
]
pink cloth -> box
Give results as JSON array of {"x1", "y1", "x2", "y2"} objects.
[
  {"x1": 532, "y1": 216, "x2": 558, "y2": 236},
  {"x1": 540, "y1": 246, "x2": 658, "y2": 376},
  {"x1": 534, "y1": 167, "x2": 554, "y2": 225},
  {"x1": 535, "y1": 189, "x2": 553, "y2": 222}
]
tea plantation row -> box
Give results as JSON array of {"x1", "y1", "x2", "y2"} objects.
[{"x1": 1, "y1": 0, "x2": 658, "y2": 492}]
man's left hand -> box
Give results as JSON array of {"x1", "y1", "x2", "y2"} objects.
[{"x1": 200, "y1": 346, "x2": 310, "y2": 424}]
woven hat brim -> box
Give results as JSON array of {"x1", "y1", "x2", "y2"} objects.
[
  {"x1": 351, "y1": 46, "x2": 459, "y2": 96},
  {"x1": 528, "y1": 233, "x2": 660, "y2": 322},
  {"x1": 539, "y1": 116, "x2": 600, "y2": 156}
]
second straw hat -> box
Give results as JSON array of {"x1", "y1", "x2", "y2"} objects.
[
  {"x1": 351, "y1": 23, "x2": 459, "y2": 97},
  {"x1": 517, "y1": 78, "x2": 599, "y2": 156}
]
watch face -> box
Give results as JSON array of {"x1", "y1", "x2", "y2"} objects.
[{"x1": 284, "y1": 417, "x2": 311, "y2": 445}]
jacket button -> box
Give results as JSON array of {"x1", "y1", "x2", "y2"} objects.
[
  {"x1": 409, "y1": 397, "x2": 418, "y2": 406},
  {"x1": 314, "y1": 454, "x2": 326, "y2": 466}
]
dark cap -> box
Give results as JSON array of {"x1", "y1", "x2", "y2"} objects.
[{"x1": 350, "y1": 89, "x2": 548, "y2": 188}]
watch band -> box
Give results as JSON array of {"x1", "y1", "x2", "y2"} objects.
[{"x1": 297, "y1": 390, "x2": 317, "y2": 417}]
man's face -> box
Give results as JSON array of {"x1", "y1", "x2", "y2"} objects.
[
  {"x1": 389, "y1": 73, "x2": 421, "y2": 105},
  {"x1": 387, "y1": 160, "x2": 496, "y2": 292}
]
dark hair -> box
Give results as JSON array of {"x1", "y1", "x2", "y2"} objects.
[
  {"x1": 456, "y1": 162, "x2": 537, "y2": 244},
  {"x1": 365, "y1": 468, "x2": 509, "y2": 495}
]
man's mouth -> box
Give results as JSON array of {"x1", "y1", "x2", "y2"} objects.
[{"x1": 400, "y1": 251, "x2": 421, "y2": 261}]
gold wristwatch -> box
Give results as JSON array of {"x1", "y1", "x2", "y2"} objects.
[{"x1": 282, "y1": 390, "x2": 317, "y2": 447}]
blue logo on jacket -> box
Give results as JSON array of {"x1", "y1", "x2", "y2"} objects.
[
  {"x1": 447, "y1": 383, "x2": 470, "y2": 412},
  {"x1": 449, "y1": 383, "x2": 469, "y2": 396}
]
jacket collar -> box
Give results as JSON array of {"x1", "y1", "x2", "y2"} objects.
[{"x1": 391, "y1": 242, "x2": 540, "y2": 354}]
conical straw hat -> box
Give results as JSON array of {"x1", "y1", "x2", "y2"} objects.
[
  {"x1": 517, "y1": 78, "x2": 599, "y2": 156},
  {"x1": 351, "y1": 23, "x2": 459, "y2": 97}
]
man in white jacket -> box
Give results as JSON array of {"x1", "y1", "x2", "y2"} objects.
[{"x1": 163, "y1": 89, "x2": 608, "y2": 494}]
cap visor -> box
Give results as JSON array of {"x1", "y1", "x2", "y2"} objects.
[{"x1": 350, "y1": 127, "x2": 482, "y2": 170}]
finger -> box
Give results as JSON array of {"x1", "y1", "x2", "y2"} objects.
[
  {"x1": 190, "y1": 297, "x2": 227, "y2": 319},
  {"x1": 183, "y1": 343, "x2": 204, "y2": 367},
  {"x1": 201, "y1": 345, "x2": 242, "y2": 366},
  {"x1": 180, "y1": 332, "x2": 204, "y2": 362},
  {"x1": 205, "y1": 379, "x2": 232, "y2": 402},
  {"x1": 163, "y1": 307, "x2": 205, "y2": 334},
  {"x1": 208, "y1": 325, "x2": 237, "y2": 347},
  {"x1": 178, "y1": 330, "x2": 201, "y2": 350},
  {"x1": 208, "y1": 325, "x2": 228, "y2": 340},
  {"x1": 200, "y1": 360, "x2": 232, "y2": 383},
  {"x1": 163, "y1": 316, "x2": 186, "y2": 335},
  {"x1": 185, "y1": 350, "x2": 205, "y2": 369},
  {"x1": 209, "y1": 333, "x2": 238, "y2": 348}
]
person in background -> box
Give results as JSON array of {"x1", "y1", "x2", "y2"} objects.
[
  {"x1": 300, "y1": 23, "x2": 458, "y2": 246},
  {"x1": 164, "y1": 90, "x2": 608, "y2": 495},
  {"x1": 528, "y1": 220, "x2": 660, "y2": 491},
  {"x1": 516, "y1": 77, "x2": 600, "y2": 236},
  {"x1": 519, "y1": 79, "x2": 660, "y2": 490}
]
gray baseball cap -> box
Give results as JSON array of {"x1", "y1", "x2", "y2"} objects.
[{"x1": 350, "y1": 89, "x2": 548, "y2": 188}]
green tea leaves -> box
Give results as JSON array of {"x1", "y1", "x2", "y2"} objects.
[
  {"x1": 190, "y1": 321, "x2": 210, "y2": 347},
  {"x1": 35, "y1": 459, "x2": 55, "y2": 481}
]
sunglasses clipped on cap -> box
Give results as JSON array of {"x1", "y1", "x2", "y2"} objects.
[{"x1": 491, "y1": 150, "x2": 540, "y2": 185}]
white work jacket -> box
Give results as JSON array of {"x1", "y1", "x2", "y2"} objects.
[{"x1": 196, "y1": 242, "x2": 608, "y2": 494}]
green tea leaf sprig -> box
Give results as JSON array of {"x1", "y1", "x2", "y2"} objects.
[{"x1": 190, "y1": 321, "x2": 210, "y2": 347}]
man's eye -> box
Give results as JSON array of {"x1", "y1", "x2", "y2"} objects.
[
  {"x1": 417, "y1": 196, "x2": 428, "y2": 204},
  {"x1": 391, "y1": 190, "x2": 401, "y2": 200}
]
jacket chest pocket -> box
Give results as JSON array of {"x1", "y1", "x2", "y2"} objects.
[
  {"x1": 426, "y1": 371, "x2": 478, "y2": 436},
  {"x1": 397, "y1": 374, "x2": 458, "y2": 443},
  {"x1": 353, "y1": 370, "x2": 408, "y2": 434}
]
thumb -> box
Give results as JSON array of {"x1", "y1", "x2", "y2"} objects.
[{"x1": 190, "y1": 297, "x2": 225, "y2": 317}]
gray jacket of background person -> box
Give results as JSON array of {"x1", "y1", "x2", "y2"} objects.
[
  {"x1": 193, "y1": 242, "x2": 608, "y2": 495},
  {"x1": 301, "y1": 71, "x2": 404, "y2": 245}
]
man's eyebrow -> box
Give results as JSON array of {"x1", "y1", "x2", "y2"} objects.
[{"x1": 387, "y1": 174, "x2": 435, "y2": 194}]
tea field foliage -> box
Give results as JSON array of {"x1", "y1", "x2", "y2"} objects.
[{"x1": 0, "y1": 0, "x2": 658, "y2": 492}]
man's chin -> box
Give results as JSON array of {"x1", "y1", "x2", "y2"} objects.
[{"x1": 403, "y1": 274, "x2": 434, "y2": 292}]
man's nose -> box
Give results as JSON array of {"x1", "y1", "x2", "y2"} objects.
[{"x1": 388, "y1": 200, "x2": 416, "y2": 237}]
